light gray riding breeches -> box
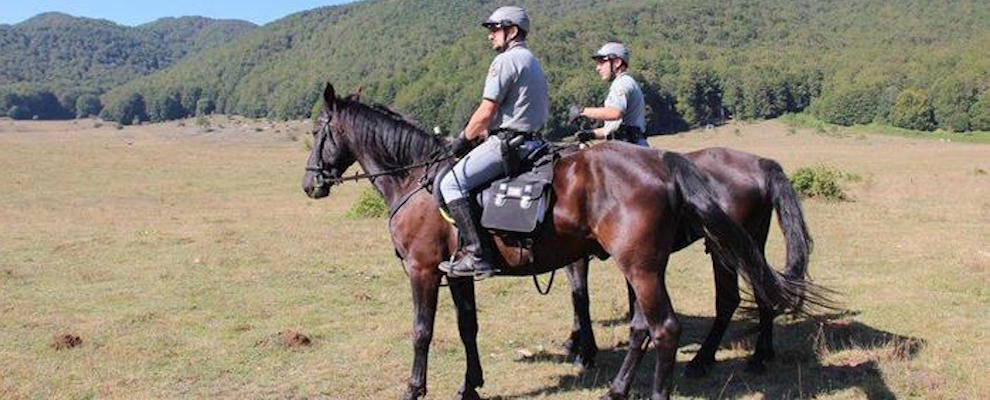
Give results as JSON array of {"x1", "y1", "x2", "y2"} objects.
[{"x1": 439, "y1": 135, "x2": 542, "y2": 202}]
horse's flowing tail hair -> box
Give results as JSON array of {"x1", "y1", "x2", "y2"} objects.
[
  {"x1": 662, "y1": 151, "x2": 834, "y2": 316},
  {"x1": 763, "y1": 159, "x2": 813, "y2": 281}
]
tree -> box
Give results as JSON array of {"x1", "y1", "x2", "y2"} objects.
[
  {"x1": 196, "y1": 98, "x2": 215, "y2": 116},
  {"x1": 969, "y1": 91, "x2": 990, "y2": 131},
  {"x1": 931, "y1": 77, "x2": 978, "y2": 132},
  {"x1": 811, "y1": 84, "x2": 879, "y2": 126},
  {"x1": 889, "y1": 89, "x2": 936, "y2": 131},
  {"x1": 75, "y1": 94, "x2": 102, "y2": 118},
  {"x1": 8, "y1": 105, "x2": 32, "y2": 120}
]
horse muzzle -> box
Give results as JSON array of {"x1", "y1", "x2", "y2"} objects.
[{"x1": 302, "y1": 171, "x2": 333, "y2": 199}]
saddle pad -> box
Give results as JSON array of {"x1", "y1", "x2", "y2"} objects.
[{"x1": 480, "y1": 154, "x2": 554, "y2": 233}]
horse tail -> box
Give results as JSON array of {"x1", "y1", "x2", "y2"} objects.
[
  {"x1": 762, "y1": 159, "x2": 838, "y2": 313},
  {"x1": 762, "y1": 159, "x2": 812, "y2": 282},
  {"x1": 662, "y1": 151, "x2": 809, "y2": 315}
]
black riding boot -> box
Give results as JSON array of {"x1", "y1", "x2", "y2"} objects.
[{"x1": 439, "y1": 198, "x2": 496, "y2": 279}]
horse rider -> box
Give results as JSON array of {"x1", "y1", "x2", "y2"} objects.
[
  {"x1": 437, "y1": 6, "x2": 549, "y2": 279},
  {"x1": 569, "y1": 42, "x2": 648, "y2": 147}
]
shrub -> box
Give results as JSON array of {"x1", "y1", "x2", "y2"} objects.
[
  {"x1": 791, "y1": 166, "x2": 847, "y2": 200},
  {"x1": 345, "y1": 188, "x2": 387, "y2": 218}
]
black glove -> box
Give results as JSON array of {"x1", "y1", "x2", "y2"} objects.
[
  {"x1": 450, "y1": 135, "x2": 473, "y2": 158},
  {"x1": 567, "y1": 104, "x2": 585, "y2": 124},
  {"x1": 575, "y1": 129, "x2": 596, "y2": 142}
]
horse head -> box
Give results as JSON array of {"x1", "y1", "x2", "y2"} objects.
[{"x1": 302, "y1": 83, "x2": 358, "y2": 199}]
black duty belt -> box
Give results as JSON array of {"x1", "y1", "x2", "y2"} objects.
[
  {"x1": 493, "y1": 128, "x2": 541, "y2": 142},
  {"x1": 608, "y1": 125, "x2": 645, "y2": 144}
]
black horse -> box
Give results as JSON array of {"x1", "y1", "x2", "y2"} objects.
[
  {"x1": 302, "y1": 84, "x2": 827, "y2": 399},
  {"x1": 561, "y1": 147, "x2": 821, "y2": 378}
]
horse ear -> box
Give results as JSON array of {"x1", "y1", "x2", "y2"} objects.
[
  {"x1": 353, "y1": 86, "x2": 363, "y2": 102},
  {"x1": 323, "y1": 82, "x2": 336, "y2": 111}
]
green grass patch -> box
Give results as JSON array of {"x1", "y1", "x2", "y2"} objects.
[{"x1": 780, "y1": 113, "x2": 990, "y2": 144}]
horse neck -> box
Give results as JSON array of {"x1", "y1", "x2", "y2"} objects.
[{"x1": 339, "y1": 106, "x2": 441, "y2": 208}]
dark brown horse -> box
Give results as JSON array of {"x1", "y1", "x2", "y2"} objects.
[
  {"x1": 301, "y1": 83, "x2": 816, "y2": 399},
  {"x1": 562, "y1": 147, "x2": 817, "y2": 377}
]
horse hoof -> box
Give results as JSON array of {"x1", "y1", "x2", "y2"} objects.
[
  {"x1": 563, "y1": 338, "x2": 576, "y2": 354},
  {"x1": 573, "y1": 354, "x2": 597, "y2": 370},
  {"x1": 600, "y1": 391, "x2": 626, "y2": 400},
  {"x1": 402, "y1": 384, "x2": 426, "y2": 400},
  {"x1": 455, "y1": 386, "x2": 481, "y2": 400},
  {"x1": 683, "y1": 360, "x2": 711, "y2": 379}
]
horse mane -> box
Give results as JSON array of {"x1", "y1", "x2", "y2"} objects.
[{"x1": 336, "y1": 97, "x2": 446, "y2": 174}]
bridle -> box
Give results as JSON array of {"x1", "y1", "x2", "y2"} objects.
[
  {"x1": 305, "y1": 117, "x2": 342, "y2": 190},
  {"x1": 305, "y1": 116, "x2": 454, "y2": 201}
]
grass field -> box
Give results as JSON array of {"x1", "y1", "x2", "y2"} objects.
[{"x1": 1, "y1": 117, "x2": 987, "y2": 399}]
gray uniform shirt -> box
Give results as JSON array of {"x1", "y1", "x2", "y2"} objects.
[
  {"x1": 602, "y1": 72, "x2": 646, "y2": 135},
  {"x1": 482, "y1": 42, "x2": 549, "y2": 133}
]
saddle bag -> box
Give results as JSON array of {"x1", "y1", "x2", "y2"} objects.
[{"x1": 479, "y1": 153, "x2": 554, "y2": 233}]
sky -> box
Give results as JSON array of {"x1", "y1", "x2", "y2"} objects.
[{"x1": 0, "y1": 0, "x2": 357, "y2": 26}]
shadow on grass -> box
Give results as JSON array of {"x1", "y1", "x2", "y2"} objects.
[{"x1": 494, "y1": 312, "x2": 921, "y2": 399}]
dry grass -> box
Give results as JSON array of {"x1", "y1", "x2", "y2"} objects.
[{"x1": 0, "y1": 117, "x2": 987, "y2": 399}]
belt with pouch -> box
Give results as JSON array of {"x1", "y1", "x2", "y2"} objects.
[{"x1": 491, "y1": 128, "x2": 542, "y2": 176}]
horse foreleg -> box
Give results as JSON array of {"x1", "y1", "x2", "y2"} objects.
[
  {"x1": 685, "y1": 256, "x2": 739, "y2": 378},
  {"x1": 404, "y1": 265, "x2": 440, "y2": 400},
  {"x1": 448, "y1": 276, "x2": 484, "y2": 400},
  {"x1": 563, "y1": 257, "x2": 598, "y2": 369}
]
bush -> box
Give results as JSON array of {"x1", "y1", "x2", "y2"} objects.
[
  {"x1": 791, "y1": 166, "x2": 847, "y2": 200},
  {"x1": 889, "y1": 89, "x2": 936, "y2": 131},
  {"x1": 345, "y1": 188, "x2": 387, "y2": 218}
]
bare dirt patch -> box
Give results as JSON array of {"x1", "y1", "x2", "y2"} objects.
[
  {"x1": 51, "y1": 333, "x2": 82, "y2": 350},
  {"x1": 256, "y1": 330, "x2": 312, "y2": 348}
]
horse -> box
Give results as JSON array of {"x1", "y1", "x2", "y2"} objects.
[
  {"x1": 561, "y1": 146, "x2": 818, "y2": 377},
  {"x1": 301, "y1": 83, "x2": 818, "y2": 400}
]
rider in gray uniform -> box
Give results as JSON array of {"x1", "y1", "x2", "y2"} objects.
[
  {"x1": 570, "y1": 42, "x2": 648, "y2": 147},
  {"x1": 438, "y1": 6, "x2": 549, "y2": 279}
]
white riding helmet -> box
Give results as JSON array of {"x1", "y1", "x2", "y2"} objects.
[
  {"x1": 592, "y1": 42, "x2": 630, "y2": 64},
  {"x1": 481, "y1": 6, "x2": 530, "y2": 34}
]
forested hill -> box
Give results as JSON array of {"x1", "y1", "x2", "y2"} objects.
[
  {"x1": 0, "y1": 12, "x2": 256, "y2": 119},
  {"x1": 10, "y1": 1, "x2": 990, "y2": 134}
]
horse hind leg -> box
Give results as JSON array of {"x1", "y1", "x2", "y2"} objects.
[
  {"x1": 602, "y1": 299, "x2": 652, "y2": 399},
  {"x1": 747, "y1": 215, "x2": 775, "y2": 373},
  {"x1": 563, "y1": 257, "x2": 598, "y2": 369},
  {"x1": 604, "y1": 253, "x2": 680, "y2": 400},
  {"x1": 685, "y1": 255, "x2": 740, "y2": 379}
]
